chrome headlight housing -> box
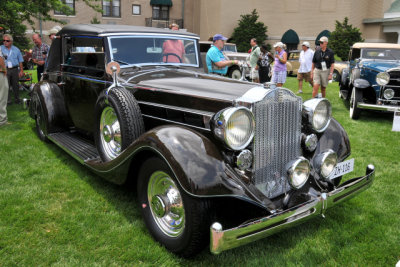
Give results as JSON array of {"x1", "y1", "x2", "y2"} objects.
[
  {"x1": 314, "y1": 150, "x2": 338, "y2": 179},
  {"x1": 286, "y1": 157, "x2": 311, "y2": 189},
  {"x1": 213, "y1": 107, "x2": 255, "y2": 150},
  {"x1": 302, "y1": 98, "x2": 332, "y2": 133},
  {"x1": 376, "y1": 72, "x2": 390, "y2": 86},
  {"x1": 383, "y1": 88, "x2": 395, "y2": 99}
]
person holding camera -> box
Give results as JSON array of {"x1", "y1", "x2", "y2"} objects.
[
  {"x1": 32, "y1": 33, "x2": 49, "y2": 81},
  {"x1": 1, "y1": 34, "x2": 24, "y2": 104}
]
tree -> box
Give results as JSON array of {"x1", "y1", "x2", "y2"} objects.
[
  {"x1": 230, "y1": 9, "x2": 268, "y2": 53},
  {"x1": 329, "y1": 17, "x2": 364, "y2": 61},
  {"x1": 0, "y1": 0, "x2": 101, "y2": 50}
]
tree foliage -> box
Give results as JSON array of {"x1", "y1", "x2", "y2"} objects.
[
  {"x1": 0, "y1": 0, "x2": 100, "y2": 50},
  {"x1": 230, "y1": 9, "x2": 268, "y2": 52},
  {"x1": 329, "y1": 17, "x2": 364, "y2": 61}
]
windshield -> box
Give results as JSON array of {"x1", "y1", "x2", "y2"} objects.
[
  {"x1": 362, "y1": 48, "x2": 400, "y2": 60},
  {"x1": 108, "y1": 35, "x2": 198, "y2": 67},
  {"x1": 223, "y1": 44, "x2": 237, "y2": 53}
]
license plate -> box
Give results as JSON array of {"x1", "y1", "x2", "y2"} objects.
[{"x1": 329, "y1": 158, "x2": 354, "y2": 179}]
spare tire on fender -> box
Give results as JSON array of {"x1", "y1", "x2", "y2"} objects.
[{"x1": 95, "y1": 87, "x2": 145, "y2": 162}]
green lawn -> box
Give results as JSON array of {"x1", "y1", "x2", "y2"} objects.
[{"x1": 0, "y1": 76, "x2": 399, "y2": 266}]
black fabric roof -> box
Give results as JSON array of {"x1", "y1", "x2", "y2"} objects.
[{"x1": 58, "y1": 24, "x2": 197, "y2": 37}]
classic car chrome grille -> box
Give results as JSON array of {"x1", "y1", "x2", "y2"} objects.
[
  {"x1": 383, "y1": 70, "x2": 400, "y2": 100},
  {"x1": 252, "y1": 89, "x2": 302, "y2": 199}
]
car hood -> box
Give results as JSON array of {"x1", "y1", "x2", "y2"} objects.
[
  {"x1": 120, "y1": 68, "x2": 258, "y2": 107},
  {"x1": 362, "y1": 60, "x2": 400, "y2": 72}
]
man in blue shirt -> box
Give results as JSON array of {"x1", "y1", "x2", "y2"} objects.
[
  {"x1": 206, "y1": 34, "x2": 238, "y2": 75},
  {"x1": 1, "y1": 34, "x2": 24, "y2": 104}
]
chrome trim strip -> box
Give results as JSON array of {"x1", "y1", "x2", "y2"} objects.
[
  {"x1": 357, "y1": 103, "x2": 400, "y2": 111},
  {"x1": 210, "y1": 165, "x2": 375, "y2": 254},
  {"x1": 138, "y1": 101, "x2": 215, "y2": 117},
  {"x1": 142, "y1": 114, "x2": 211, "y2": 132}
]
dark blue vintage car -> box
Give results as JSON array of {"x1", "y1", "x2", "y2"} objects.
[{"x1": 340, "y1": 42, "x2": 400, "y2": 119}]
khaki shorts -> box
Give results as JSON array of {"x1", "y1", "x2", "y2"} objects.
[
  {"x1": 297, "y1": 72, "x2": 312, "y2": 82},
  {"x1": 313, "y1": 68, "x2": 330, "y2": 87},
  {"x1": 251, "y1": 67, "x2": 259, "y2": 80}
]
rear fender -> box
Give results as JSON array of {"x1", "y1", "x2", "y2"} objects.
[{"x1": 29, "y1": 81, "x2": 71, "y2": 133}]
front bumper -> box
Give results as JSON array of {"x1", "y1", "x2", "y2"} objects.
[
  {"x1": 210, "y1": 164, "x2": 375, "y2": 254},
  {"x1": 358, "y1": 103, "x2": 400, "y2": 112}
]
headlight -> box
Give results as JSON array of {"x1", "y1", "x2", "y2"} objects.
[
  {"x1": 383, "y1": 88, "x2": 395, "y2": 99},
  {"x1": 376, "y1": 72, "x2": 390, "y2": 86},
  {"x1": 314, "y1": 150, "x2": 338, "y2": 179},
  {"x1": 213, "y1": 107, "x2": 255, "y2": 150},
  {"x1": 286, "y1": 157, "x2": 311, "y2": 189},
  {"x1": 302, "y1": 98, "x2": 332, "y2": 133}
]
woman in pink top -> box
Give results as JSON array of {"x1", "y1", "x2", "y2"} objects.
[{"x1": 163, "y1": 23, "x2": 185, "y2": 63}]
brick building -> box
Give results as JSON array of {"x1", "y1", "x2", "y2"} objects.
[{"x1": 29, "y1": 0, "x2": 400, "y2": 49}]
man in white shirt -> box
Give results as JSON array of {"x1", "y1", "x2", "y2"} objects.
[{"x1": 297, "y1": 41, "x2": 314, "y2": 93}]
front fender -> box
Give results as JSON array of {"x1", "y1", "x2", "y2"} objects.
[
  {"x1": 313, "y1": 118, "x2": 351, "y2": 162},
  {"x1": 354, "y1": 78, "x2": 370, "y2": 89},
  {"x1": 86, "y1": 125, "x2": 271, "y2": 209}
]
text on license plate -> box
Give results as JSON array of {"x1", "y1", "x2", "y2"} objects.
[{"x1": 329, "y1": 158, "x2": 354, "y2": 179}]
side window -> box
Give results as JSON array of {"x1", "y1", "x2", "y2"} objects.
[
  {"x1": 350, "y1": 48, "x2": 360, "y2": 60},
  {"x1": 63, "y1": 36, "x2": 105, "y2": 76}
]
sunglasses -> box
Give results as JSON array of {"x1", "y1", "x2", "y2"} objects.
[{"x1": 3, "y1": 40, "x2": 11, "y2": 42}]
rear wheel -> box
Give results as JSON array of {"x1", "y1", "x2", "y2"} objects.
[
  {"x1": 137, "y1": 157, "x2": 212, "y2": 257},
  {"x1": 350, "y1": 87, "x2": 362, "y2": 120},
  {"x1": 32, "y1": 93, "x2": 49, "y2": 142}
]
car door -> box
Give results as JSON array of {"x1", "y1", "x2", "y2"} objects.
[{"x1": 61, "y1": 36, "x2": 107, "y2": 135}]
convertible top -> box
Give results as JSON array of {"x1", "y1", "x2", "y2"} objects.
[
  {"x1": 352, "y1": 42, "x2": 400, "y2": 49},
  {"x1": 58, "y1": 24, "x2": 199, "y2": 38}
]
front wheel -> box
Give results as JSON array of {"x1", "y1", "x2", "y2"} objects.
[
  {"x1": 350, "y1": 87, "x2": 362, "y2": 120},
  {"x1": 137, "y1": 157, "x2": 212, "y2": 257},
  {"x1": 332, "y1": 70, "x2": 340, "y2": 82},
  {"x1": 228, "y1": 67, "x2": 242, "y2": 80}
]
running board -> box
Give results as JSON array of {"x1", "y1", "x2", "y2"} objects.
[{"x1": 48, "y1": 132, "x2": 100, "y2": 164}]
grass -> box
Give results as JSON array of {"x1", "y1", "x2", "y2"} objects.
[{"x1": 0, "y1": 75, "x2": 399, "y2": 266}]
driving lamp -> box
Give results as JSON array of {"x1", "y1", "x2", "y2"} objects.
[
  {"x1": 314, "y1": 150, "x2": 338, "y2": 180},
  {"x1": 383, "y1": 88, "x2": 395, "y2": 100},
  {"x1": 286, "y1": 157, "x2": 311, "y2": 189}
]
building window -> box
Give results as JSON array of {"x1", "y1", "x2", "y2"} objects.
[
  {"x1": 152, "y1": 5, "x2": 169, "y2": 20},
  {"x1": 103, "y1": 0, "x2": 121, "y2": 17},
  {"x1": 132, "y1": 4, "x2": 141, "y2": 15},
  {"x1": 54, "y1": 0, "x2": 75, "y2": 15}
]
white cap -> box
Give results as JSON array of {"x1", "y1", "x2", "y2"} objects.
[
  {"x1": 319, "y1": 36, "x2": 329, "y2": 43},
  {"x1": 273, "y1": 41, "x2": 284, "y2": 48},
  {"x1": 302, "y1": 41, "x2": 310, "y2": 48}
]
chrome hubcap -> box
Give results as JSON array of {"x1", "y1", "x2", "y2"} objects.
[
  {"x1": 148, "y1": 171, "x2": 185, "y2": 237},
  {"x1": 100, "y1": 106, "x2": 121, "y2": 159}
]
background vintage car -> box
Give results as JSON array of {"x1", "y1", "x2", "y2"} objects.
[
  {"x1": 28, "y1": 24, "x2": 374, "y2": 257},
  {"x1": 286, "y1": 50, "x2": 347, "y2": 82},
  {"x1": 340, "y1": 42, "x2": 400, "y2": 119},
  {"x1": 199, "y1": 41, "x2": 249, "y2": 79}
]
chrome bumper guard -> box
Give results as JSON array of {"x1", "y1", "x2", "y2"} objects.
[
  {"x1": 210, "y1": 164, "x2": 375, "y2": 254},
  {"x1": 358, "y1": 103, "x2": 400, "y2": 112}
]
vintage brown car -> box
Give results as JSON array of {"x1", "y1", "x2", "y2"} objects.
[{"x1": 28, "y1": 24, "x2": 375, "y2": 257}]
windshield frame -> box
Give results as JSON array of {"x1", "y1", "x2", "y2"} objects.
[{"x1": 106, "y1": 34, "x2": 200, "y2": 68}]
